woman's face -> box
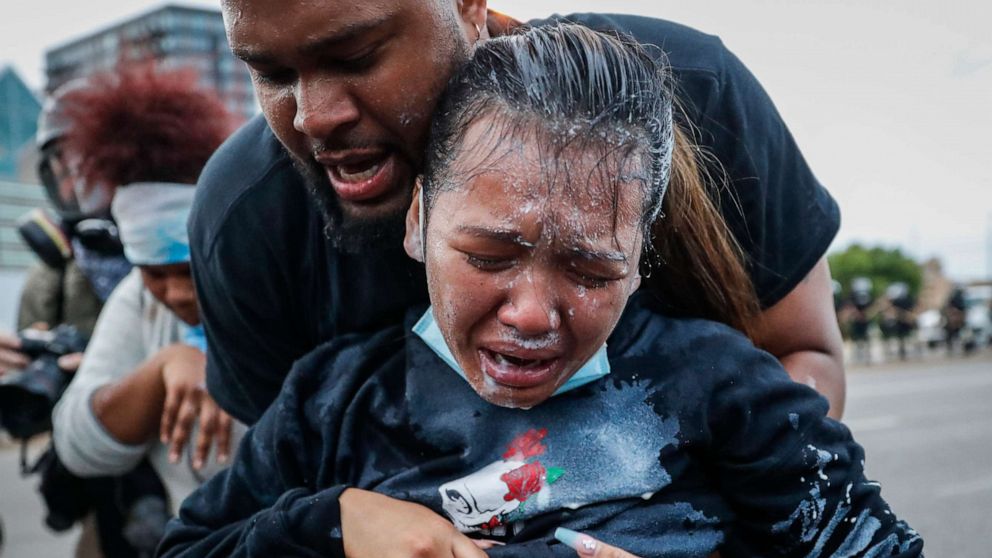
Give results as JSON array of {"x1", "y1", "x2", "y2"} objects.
[
  {"x1": 407, "y1": 117, "x2": 645, "y2": 408},
  {"x1": 139, "y1": 262, "x2": 200, "y2": 326}
]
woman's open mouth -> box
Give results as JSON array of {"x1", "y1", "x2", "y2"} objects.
[{"x1": 478, "y1": 347, "x2": 563, "y2": 389}]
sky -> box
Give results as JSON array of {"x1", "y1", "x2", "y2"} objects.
[{"x1": 2, "y1": 0, "x2": 990, "y2": 281}]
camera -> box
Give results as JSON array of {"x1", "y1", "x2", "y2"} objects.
[{"x1": 0, "y1": 324, "x2": 88, "y2": 439}]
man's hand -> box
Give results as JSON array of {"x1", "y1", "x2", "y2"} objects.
[
  {"x1": 0, "y1": 332, "x2": 30, "y2": 376},
  {"x1": 158, "y1": 345, "x2": 232, "y2": 468},
  {"x1": 340, "y1": 488, "x2": 487, "y2": 558}
]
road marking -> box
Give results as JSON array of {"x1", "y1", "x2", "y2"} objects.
[
  {"x1": 934, "y1": 475, "x2": 992, "y2": 499},
  {"x1": 844, "y1": 415, "x2": 901, "y2": 432},
  {"x1": 848, "y1": 371, "x2": 992, "y2": 399}
]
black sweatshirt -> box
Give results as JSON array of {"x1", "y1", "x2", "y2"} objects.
[{"x1": 158, "y1": 301, "x2": 921, "y2": 557}]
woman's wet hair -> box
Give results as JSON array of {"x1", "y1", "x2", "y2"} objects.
[
  {"x1": 423, "y1": 22, "x2": 761, "y2": 338},
  {"x1": 422, "y1": 23, "x2": 674, "y2": 237}
]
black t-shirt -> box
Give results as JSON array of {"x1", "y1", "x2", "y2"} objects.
[
  {"x1": 160, "y1": 302, "x2": 921, "y2": 557},
  {"x1": 190, "y1": 13, "x2": 840, "y2": 425}
]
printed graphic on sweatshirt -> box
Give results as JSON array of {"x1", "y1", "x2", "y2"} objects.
[
  {"x1": 440, "y1": 428, "x2": 564, "y2": 532},
  {"x1": 436, "y1": 380, "x2": 680, "y2": 535}
]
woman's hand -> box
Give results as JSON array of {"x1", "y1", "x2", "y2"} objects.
[
  {"x1": 340, "y1": 488, "x2": 487, "y2": 558},
  {"x1": 555, "y1": 529, "x2": 639, "y2": 558},
  {"x1": 158, "y1": 345, "x2": 232, "y2": 468}
]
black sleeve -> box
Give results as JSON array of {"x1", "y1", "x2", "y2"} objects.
[
  {"x1": 188, "y1": 117, "x2": 319, "y2": 425},
  {"x1": 157, "y1": 354, "x2": 347, "y2": 557},
  {"x1": 705, "y1": 341, "x2": 922, "y2": 556},
  {"x1": 684, "y1": 42, "x2": 840, "y2": 307}
]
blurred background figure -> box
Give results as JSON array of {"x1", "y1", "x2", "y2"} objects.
[
  {"x1": 878, "y1": 282, "x2": 916, "y2": 361},
  {"x1": 840, "y1": 277, "x2": 875, "y2": 365},
  {"x1": 0, "y1": 76, "x2": 159, "y2": 558},
  {"x1": 49, "y1": 63, "x2": 242, "y2": 557}
]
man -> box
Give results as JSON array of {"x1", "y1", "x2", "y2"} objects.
[{"x1": 189, "y1": 1, "x2": 844, "y2": 554}]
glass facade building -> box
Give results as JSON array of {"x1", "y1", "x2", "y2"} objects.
[
  {"x1": 45, "y1": 4, "x2": 257, "y2": 122},
  {"x1": 0, "y1": 67, "x2": 41, "y2": 181}
]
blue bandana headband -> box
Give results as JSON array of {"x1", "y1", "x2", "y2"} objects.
[
  {"x1": 413, "y1": 307, "x2": 610, "y2": 398},
  {"x1": 111, "y1": 182, "x2": 195, "y2": 266}
]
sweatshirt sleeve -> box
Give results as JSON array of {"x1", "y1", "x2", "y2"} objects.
[
  {"x1": 157, "y1": 351, "x2": 349, "y2": 558},
  {"x1": 52, "y1": 270, "x2": 151, "y2": 477},
  {"x1": 704, "y1": 340, "x2": 923, "y2": 557}
]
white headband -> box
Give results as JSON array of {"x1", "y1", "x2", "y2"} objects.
[{"x1": 111, "y1": 182, "x2": 195, "y2": 266}]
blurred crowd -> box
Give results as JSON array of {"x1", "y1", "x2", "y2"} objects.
[
  {"x1": 835, "y1": 277, "x2": 992, "y2": 365},
  {"x1": 0, "y1": 64, "x2": 240, "y2": 558}
]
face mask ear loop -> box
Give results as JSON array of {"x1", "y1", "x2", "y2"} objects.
[{"x1": 419, "y1": 185, "x2": 427, "y2": 262}]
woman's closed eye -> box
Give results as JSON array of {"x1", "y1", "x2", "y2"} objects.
[
  {"x1": 465, "y1": 253, "x2": 517, "y2": 271},
  {"x1": 567, "y1": 261, "x2": 627, "y2": 289}
]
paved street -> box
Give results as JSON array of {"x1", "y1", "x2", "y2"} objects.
[
  {"x1": 844, "y1": 352, "x2": 992, "y2": 557},
  {"x1": 0, "y1": 353, "x2": 989, "y2": 556}
]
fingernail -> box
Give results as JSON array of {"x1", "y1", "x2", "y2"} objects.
[
  {"x1": 554, "y1": 528, "x2": 597, "y2": 555},
  {"x1": 193, "y1": 459, "x2": 203, "y2": 470},
  {"x1": 170, "y1": 453, "x2": 179, "y2": 463},
  {"x1": 218, "y1": 454, "x2": 228, "y2": 464}
]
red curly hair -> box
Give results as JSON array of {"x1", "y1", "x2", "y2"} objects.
[{"x1": 62, "y1": 63, "x2": 234, "y2": 191}]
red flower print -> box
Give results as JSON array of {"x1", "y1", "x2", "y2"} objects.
[
  {"x1": 501, "y1": 461, "x2": 547, "y2": 502},
  {"x1": 482, "y1": 516, "x2": 502, "y2": 530},
  {"x1": 503, "y1": 428, "x2": 548, "y2": 460}
]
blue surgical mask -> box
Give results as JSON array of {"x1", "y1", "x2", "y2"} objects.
[
  {"x1": 182, "y1": 324, "x2": 208, "y2": 353},
  {"x1": 412, "y1": 307, "x2": 610, "y2": 398}
]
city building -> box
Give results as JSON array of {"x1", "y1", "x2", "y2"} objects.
[
  {"x1": 0, "y1": 67, "x2": 41, "y2": 181},
  {"x1": 45, "y1": 4, "x2": 257, "y2": 122}
]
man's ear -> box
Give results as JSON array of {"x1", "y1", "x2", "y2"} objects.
[
  {"x1": 457, "y1": 0, "x2": 489, "y2": 40},
  {"x1": 404, "y1": 179, "x2": 424, "y2": 262}
]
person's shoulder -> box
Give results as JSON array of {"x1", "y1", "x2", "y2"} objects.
[
  {"x1": 609, "y1": 298, "x2": 782, "y2": 385},
  {"x1": 280, "y1": 324, "x2": 408, "y2": 410},
  {"x1": 529, "y1": 13, "x2": 730, "y2": 77},
  {"x1": 189, "y1": 114, "x2": 311, "y2": 258}
]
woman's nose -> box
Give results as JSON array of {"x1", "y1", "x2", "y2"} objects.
[{"x1": 497, "y1": 274, "x2": 562, "y2": 336}]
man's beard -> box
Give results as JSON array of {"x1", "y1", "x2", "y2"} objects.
[
  {"x1": 291, "y1": 156, "x2": 410, "y2": 255},
  {"x1": 286, "y1": 20, "x2": 472, "y2": 255}
]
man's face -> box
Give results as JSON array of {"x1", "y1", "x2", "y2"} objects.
[{"x1": 224, "y1": 0, "x2": 478, "y2": 249}]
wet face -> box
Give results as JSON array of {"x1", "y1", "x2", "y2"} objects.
[
  {"x1": 223, "y1": 0, "x2": 483, "y2": 249},
  {"x1": 406, "y1": 116, "x2": 646, "y2": 408},
  {"x1": 139, "y1": 263, "x2": 200, "y2": 326}
]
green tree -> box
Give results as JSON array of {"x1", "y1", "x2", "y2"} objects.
[{"x1": 828, "y1": 244, "x2": 923, "y2": 302}]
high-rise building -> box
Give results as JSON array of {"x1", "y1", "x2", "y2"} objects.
[
  {"x1": 45, "y1": 4, "x2": 257, "y2": 122},
  {"x1": 0, "y1": 67, "x2": 42, "y2": 181}
]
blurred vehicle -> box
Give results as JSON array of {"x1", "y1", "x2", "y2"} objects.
[
  {"x1": 916, "y1": 309, "x2": 945, "y2": 349},
  {"x1": 963, "y1": 286, "x2": 992, "y2": 350}
]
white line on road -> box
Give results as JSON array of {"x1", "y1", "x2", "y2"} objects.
[
  {"x1": 844, "y1": 415, "x2": 902, "y2": 432},
  {"x1": 848, "y1": 369, "x2": 992, "y2": 399},
  {"x1": 935, "y1": 474, "x2": 992, "y2": 499}
]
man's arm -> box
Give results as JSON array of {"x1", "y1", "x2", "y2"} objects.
[{"x1": 753, "y1": 257, "x2": 845, "y2": 419}]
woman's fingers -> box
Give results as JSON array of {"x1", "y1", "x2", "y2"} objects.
[
  {"x1": 160, "y1": 383, "x2": 180, "y2": 443},
  {"x1": 451, "y1": 534, "x2": 490, "y2": 557},
  {"x1": 192, "y1": 403, "x2": 219, "y2": 469},
  {"x1": 168, "y1": 389, "x2": 201, "y2": 463},
  {"x1": 555, "y1": 528, "x2": 640, "y2": 558},
  {"x1": 471, "y1": 539, "x2": 505, "y2": 550},
  {"x1": 214, "y1": 410, "x2": 233, "y2": 464}
]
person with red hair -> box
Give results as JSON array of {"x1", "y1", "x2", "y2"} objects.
[{"x1": 50, "y1": 63, "x2": 244, "y2": 553}]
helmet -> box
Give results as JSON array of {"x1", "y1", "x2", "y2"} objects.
[
  {"x1": 36, "y1": 78, "x2": 91, "y2": 150},
  {"x1": 35, "y1": 78, "x2": 112, "y2": 221}
]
